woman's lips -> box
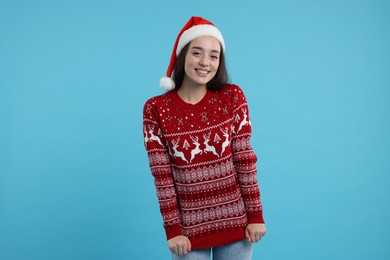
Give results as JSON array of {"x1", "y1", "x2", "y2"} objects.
[{"x1": 195, "y1": 69, "x2": 209, "y2": 76}]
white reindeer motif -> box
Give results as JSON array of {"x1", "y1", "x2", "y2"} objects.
[
  {"x1": 171, "y1": 138, "x2": 188, "y2": 163},
  {"x1": 189, "y1": 135, "x2": 202, "y2": 163},
  {"x1": 203, "y1": 132, "x2": 219, "y2": 158},
  {"x1": 143, "y1": 126, "x2": 149, "y2": 144},
  {"x1": 220, "y1": 127, "x2": 230, "y2": 156},
  {"x1": 237, "y1": 108, "x2": 249, "y2": 133},
  {"x1": 148, "y1": 125, "x2": 163, "y2": 146}
]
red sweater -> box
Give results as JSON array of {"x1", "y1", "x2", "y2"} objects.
[{"x1": 143, "y1": 84, "x2": 264, "y2": 249}]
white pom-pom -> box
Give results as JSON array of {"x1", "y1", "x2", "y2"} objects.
[{"x1": 160, "y1": 77, "x2": 175, "y2": 91}]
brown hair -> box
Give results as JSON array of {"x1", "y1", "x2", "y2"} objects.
[{"x1": 172, "y1": 42, "x2": 229, "y2": 92}]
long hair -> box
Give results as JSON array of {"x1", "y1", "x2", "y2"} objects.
[{"x1": 172, "y1": 42, "x2": 229, "y2": 92}]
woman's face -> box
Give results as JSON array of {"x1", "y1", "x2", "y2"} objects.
[{"x1": 183, "y1": 36, "x2": 221, "y2": 88}]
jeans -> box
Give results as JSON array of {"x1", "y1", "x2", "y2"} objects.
[{"x1": 172, "y1": 239, "x2": 253, "y2": 260}]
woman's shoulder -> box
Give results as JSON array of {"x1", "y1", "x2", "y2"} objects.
[
  {"x1": 144, "y1": 91, "x2": 174, "y2": 107},
  {"x1": 219, "y1": 84, "x2": 247, "y2": 100},
  {"x1": 220, "y1": 83, "x2": 244, "y2": 94}
]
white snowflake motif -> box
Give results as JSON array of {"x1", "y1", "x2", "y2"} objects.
[
  {"x1": 166, "y1": 115, "x2": 172, "y2": 121},
  {"x1": 145, "y1": 104, "x2": 152, "y2": 113},
  {"x1": 233, "y1": 94, "x2": 239, "y2": 102},
  {"x1": 209, "y1": 97, "x2": 217, "y2": 104},
  {"x1": 222, "y1": 106, "x2": 228, "y2": 115},
  {"x1": 178, "y1": 118, "x2": 183, "y2": 125},
  {"x1": 163, "y1": 97, "x2": 171, "y2": 103},
  {"x1": 200, "y1": 112, "x2": 208, "y2": 122}
]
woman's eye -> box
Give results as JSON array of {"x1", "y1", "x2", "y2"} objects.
[
  {"x1": 192, "y1": 52, "x2": 201, "y2": 56},
  {"x1": 211, "y1": 55, "x2": 219, "y2": 60}
]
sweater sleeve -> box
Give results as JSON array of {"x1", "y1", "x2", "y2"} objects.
[
  {"x1": 230, "y1": 86, "x2": 264, "y2": 224},
  {"x1": 143, "y1": 99, "x2": 182, "y2": 240}
]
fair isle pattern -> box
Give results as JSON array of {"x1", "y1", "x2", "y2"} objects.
[
  {"x1": 232, "y1": 136, "x2": 252, "y2": 152},
  {"x1": 143, "y1": 84, "x2": 264, "y2": 247},
  {"x1": 179, "y1": 192, "x2": 241, "y2": 209},
  {"x1": 147, "y1": 152, "x2": 170, "y2": 166},
  {"x1": 181, "y1": 200, "x2": 246, "y2": 226},
  {"x1": 175, "y1": 172, "x2": 237, "y2": 194},
  {"x1": 172, "y1": 158, "x2": 235, "y2": 183}
]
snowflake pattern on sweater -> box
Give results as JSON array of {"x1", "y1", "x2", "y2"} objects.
[{"x1": 143, "y1": 84, "x2": 264, "y2": 249}]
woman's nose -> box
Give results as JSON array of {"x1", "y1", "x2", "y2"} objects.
[{"x1": 199, "y1": 56, "x2": 209, "y2": 67}]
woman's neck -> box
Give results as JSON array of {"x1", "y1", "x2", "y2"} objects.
[{"x1": 177, "y1": 83, "x2": 207, "y2": 105}]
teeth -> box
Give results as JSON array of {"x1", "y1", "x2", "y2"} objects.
[{"x1": 197, "y1": 70, "x2": 208, "y2": 74}]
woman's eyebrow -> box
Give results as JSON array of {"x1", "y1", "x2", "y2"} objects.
[{"x1": 190, "y1": 46, "x2": 220, "y2": 54}]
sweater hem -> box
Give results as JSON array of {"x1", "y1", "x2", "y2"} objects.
[{"x1": 190, "y1": 229, "x2": 246, "y2": 249}]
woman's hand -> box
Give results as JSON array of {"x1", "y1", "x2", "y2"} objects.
[
  {"x1": 245, "y1": 223, "x2": 266, "y2": 243},
  {"x1": 168, "y1": 235, "x2": 192, "y2": 256}
]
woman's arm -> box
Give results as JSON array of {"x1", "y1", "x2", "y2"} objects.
[
  {"x1": 143, "y1": 99, "x2": 183, "y2": 240},
  {"x1": 230, "y1": 85, "x2": 264, "y2": 224}
]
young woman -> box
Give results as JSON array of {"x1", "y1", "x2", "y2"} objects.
[{"x1": 143, "y1": 16, "x2": 266, "y2": 260}]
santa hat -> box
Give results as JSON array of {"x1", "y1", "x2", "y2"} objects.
[{"x1": 160, "y1": 16, "x2": 225, "y2": 90}]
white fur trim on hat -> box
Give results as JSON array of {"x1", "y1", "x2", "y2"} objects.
[{"x1": 176, "y1": 24, "x2": 225, "y2": 56}]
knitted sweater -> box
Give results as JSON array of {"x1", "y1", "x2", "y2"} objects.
[{"x1": 142, "y1": 84, "x2": 264, "y2": 249}]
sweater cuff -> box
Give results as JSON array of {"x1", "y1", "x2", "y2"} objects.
[
  {"x1": 247, "y1": 211, "x2": 265, "y2": 224},
  {"x1": 164, "y1": 223, "x2": 182, "y2": 240}
]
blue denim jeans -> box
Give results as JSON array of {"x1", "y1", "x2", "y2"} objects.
[{"x1": 172, "y1": 239, "x2": 253, "y2": 260}]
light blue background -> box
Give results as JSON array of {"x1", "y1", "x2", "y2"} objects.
[{"x1": 1, "y1": 0, "x2": 389, "y2": 259}]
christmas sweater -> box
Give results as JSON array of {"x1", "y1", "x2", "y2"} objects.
[{"x1": 142, "y1": 84, "x2": 264, "y2": 249}]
